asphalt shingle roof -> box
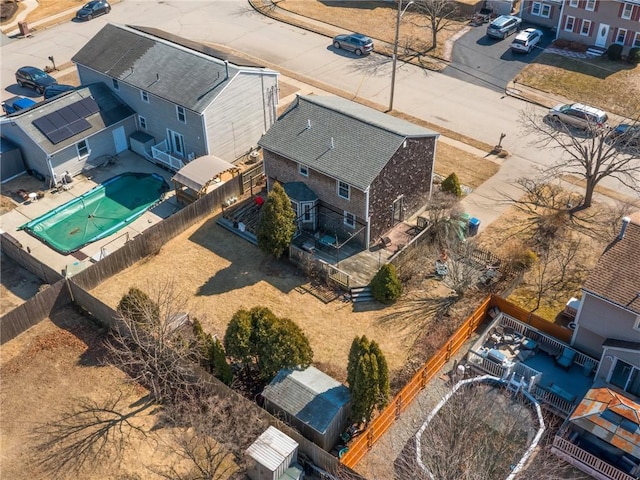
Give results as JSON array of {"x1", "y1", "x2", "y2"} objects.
[
  {"x1": 258, "y1": 95, "x2": 438, "y2": 190},
  {"x1": 10, "y1": 83, "x2": 134, "y2": 155},
  {"x1": 72, "y1": 24, "x2": 275, "y2": 113},
  {"x1": 583, "y1": 219, "x2": 640, "y2": 315}
]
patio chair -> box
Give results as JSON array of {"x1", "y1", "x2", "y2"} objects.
[{"x1": 555, "y1": 347, "x2": 577, "y2": 369}]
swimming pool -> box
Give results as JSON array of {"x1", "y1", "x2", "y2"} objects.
[{"x1": 19, "y1": 172, "x2": 169, "y2": 255}]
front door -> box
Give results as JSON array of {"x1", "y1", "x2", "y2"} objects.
[
  {"x1": 392, "y1": 195, "x2": 404, "y2": 224},
  {"x1": 112, "y1": 126, "x2": 127, "y2": 153},
  {"x1": 595, "y1": 23, "x2": 609, "y2": 48},
  {"x1": 168, "y1": 129, "x2": 185, "y2": 157}
]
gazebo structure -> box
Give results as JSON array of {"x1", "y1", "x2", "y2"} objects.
[{"x1": 171, "y1": 154, "x2": 240, "y2": 205}]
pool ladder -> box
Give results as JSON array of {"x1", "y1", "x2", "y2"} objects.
[{"x1": 506, "y1": 372, "x2": 526, "y2": 396}]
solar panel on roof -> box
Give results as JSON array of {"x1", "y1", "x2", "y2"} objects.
[
  {"x1": 68, "y1": 102, "x2": 87, "y2": 118},
  {"x1": 47, "y1": 111, "x2": 69, "y2": 129},
  {"x1": 32, "y1": 117, "x2": 57, "y2": 135},
  {"x1": 79, "y1": 97, "x2": 99, "y2": 115},
  {"x1": 67, "y1": 118, "x2": 91, "y2": 135},
  {"x1": 57, "y1": 105, "x2": 78, "y2": 124},
  {"x1": 32, "y1": 96, "x2": 100, "y2": 144},
  {"x1": 47, "y1": 129, "x2": 71, "y2": 144}
]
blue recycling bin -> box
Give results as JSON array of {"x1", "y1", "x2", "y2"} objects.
[{"x1": 469, "y1": 217, "x2": 481, "y2": 236}]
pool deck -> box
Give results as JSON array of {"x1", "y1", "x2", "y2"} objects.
[{"x1": 1, "y1": 151, "x2": 180, "y2": 277}]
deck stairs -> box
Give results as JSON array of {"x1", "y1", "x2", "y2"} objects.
[
  {"x1": 506, "y1": 372, "x2": 527, "y2": 395},
  {"x1": 586, "y1": 46, "x2": 606, "y2": 57},
  {"x1": 350, "y1": 286, "x2": 374, "y2": 303}
]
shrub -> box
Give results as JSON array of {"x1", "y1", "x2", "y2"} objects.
[
  {"x1": 628, "y1": 47, "x2": 640, "y2": 64},
  {"x1": 441, "y1": 172, "x2": 462, "y2": 198},
  {"x1": 117, "y1": 287, "x2": 159, "y2": 323},
  {"x1": 607, "y1": 43, "x2": 623, "y2": 61},
  {"x1": 370, "y1": 264, "x2": 402, "y2": 304},
  {"x1": 518, "y1": 248, "x2": 538, "y2": 269}
]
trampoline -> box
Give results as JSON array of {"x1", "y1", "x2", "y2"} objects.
[{"x1": 19, "y1": 172, "x2": 169, "y2": 255}]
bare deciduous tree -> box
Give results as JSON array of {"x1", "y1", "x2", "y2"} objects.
[
  {"x1": 413, "y1": 0, "x2": 460, "y2": 51},
  {"x1": 520, "y1": 109, "x2": 640, "y2": 209}
]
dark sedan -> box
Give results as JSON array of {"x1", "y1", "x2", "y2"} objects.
[
  {"x1": 610, "y1": 124, "x2": 640, "y2": 151},
  {"x1": 44, "y1": 84, "x2": 76, "y2": 100},
  {"x1": 15, "y1": 66, "x2": 57, "y2": 94},
  {"x1": 76, "y1": 0, "x2": 111, "y2": 20},
  {"x1": 332, "y1": 33, "x2": 374, "y2": 56}
]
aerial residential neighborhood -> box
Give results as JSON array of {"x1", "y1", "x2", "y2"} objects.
[{"x1": 0, "y1": 1, "x2": 639, "y2": 479}]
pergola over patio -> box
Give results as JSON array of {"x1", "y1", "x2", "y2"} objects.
[{"x1": 171, "y1": 154, "x2": 240, "y2": 205}]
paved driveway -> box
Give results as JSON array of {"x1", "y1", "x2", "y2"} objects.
[{"x1": 443, "y1": 24, "x2": 553, "y2": 91}]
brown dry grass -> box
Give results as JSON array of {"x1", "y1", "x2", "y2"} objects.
[
  {"x1": 89, "y1": 214, "x2": 421, "y2": 379},
  {"x1": 25, "y1": 0, "x2": 84, "y2": 24},
  {"x1": 0, "y1": 311, "x2": 186, "y2": 480}
]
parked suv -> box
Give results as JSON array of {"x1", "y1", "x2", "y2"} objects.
[
  {"x1": 15, "y1": 66, "x2": 57, "y2": 94},
  {"x1": 511, "y1": 28, "x2": 543, "y2": 53},
  {"x1": 487, "y1": 15, "x2": 522, "y2": 39},
  {"x1": 548, "y1": 103, "x2": 609, "y2": 131},
  {"x1": 332, "y1": 33, "x2": 374, "y2": 56}
]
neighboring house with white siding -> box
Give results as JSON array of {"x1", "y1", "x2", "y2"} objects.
[
  {"x1": 71, "y1": 24, "x2": 279, "y2": 171},
  {"x1": 0, "y1": 83, "x2": 135, "y2": 183},
  {"x1": 519, "y1": 0, "x2": 640, "y2": 54}
]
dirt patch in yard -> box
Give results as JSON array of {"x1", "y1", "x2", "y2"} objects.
[
  {"x1": 0, "y1": 252, "x2": 44, "y2": 315},
  {"x1": 90, "y1": 213, "x2": 420, "y2": 380}
]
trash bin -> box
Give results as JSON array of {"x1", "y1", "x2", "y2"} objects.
[
  {"x1": 469, "y1": 217, "x2": 481, "y2": 236},
  {"x1": 458, "y1": 212, "x2": 471, "y2": 238},
  {"x1": 18, "y1": 21, "x2": 30, "y2": 36}
]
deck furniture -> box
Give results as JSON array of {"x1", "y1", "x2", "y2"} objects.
[
  {"x1": 555, "y1": 347, "x2": 577, "y2": 369},
  {"x1": 521, "y1": 337, "x2": 538, "y2": 351},
  {"x1": 548, "y1": 383, "x2": 576, "y2": 403},
  {"x1": 319, "y1": 234, "x2": 337, "y2": 248},
  {"x1": 539, "y1": 341, "x2": 562, "y2": 357}
]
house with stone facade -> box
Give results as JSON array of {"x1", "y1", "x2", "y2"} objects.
[
  {"x1": 258, "y1": 95, "x2": 439, "y2": 250},
  {"x1": 519, "y1": 0, "x2": 640, "y2": 54}
]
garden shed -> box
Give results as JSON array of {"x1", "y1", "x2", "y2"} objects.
[
  {"x1": 171, "y1": 154, "x2": 240, "y2": 204},
  {"x1": 245, "y1": 426, "x2": 302, "y2": 480},
  {"x1": 262, "y1": 366, "x2": 351, "y2": 451}
]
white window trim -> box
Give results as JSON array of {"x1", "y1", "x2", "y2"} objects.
[
  {"x1": 141, "y1": 90, "x2": 149, "y2": 103},
  {"x1": 343, "y1": 211, "x2": 355, "y2": 228},
  {"x1": 138, "y1": 115, "x2": 147, "y2": 130},
  {"x1": 565, "y1": 16, "x2": 575, "y2": 32},
  {"x1": 337, "y1": 181, "x2": 350, "y2": 200},
  {"x1": 622, "y1": 3, "x2": 633, "y2": 20},
  {"x1": 531, "y1": 2, "x2": 541, "y2": 15},
  {"x1": 298, "y1": 164, "x2": 309, "y2": 177},
  {"x1": 634, "y1": 32, "x2": 640, "y2": 48},
  {"x1": 76, "y1": 140, "x2": 90, "y2": 159},
  {"x1": 540, "y1": 4, "x2": 551, "y2": 17},
  {"x1": 303, "y1": 204, "x2": 312, "y2": 222},
  {"x1": 585, "y1": 0, "x2": 596, "y2": 12},
  {"x1": 569, "y1": 0, "x2": 578, "y2": 7},
  {"x1": 176, "y1": 105, "x2": 186, "y2": 124},
  {"x1": 112, "y1": 78, "x2": 120, "y2": 90},
  {"x1": 581, "y1": 19, "x2": 592, "y2": 36},
  {"x1": 616, "y1": 28, "x2": 628, "y2": 44}
]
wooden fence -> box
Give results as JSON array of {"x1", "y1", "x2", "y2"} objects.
[
  {"x1": 1, "y1": 233, "x2": 63, "y2": 284},
  {"x1": 240, "y1": 161, "x2": 265, "y2": 196},
  {"x1": 0, "y1": 280, "x2": 70, "y2": 344},
  {"x1": 340, "y1": 295, "x2": 492, "y2": 468},
  {"x1": 72, "y1": 177, "x2": 241, "y2": 291}
]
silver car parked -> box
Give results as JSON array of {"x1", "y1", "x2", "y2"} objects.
[
  {"x1": 487, "y1": 15, "x2": 522, "y2": 39},
  {"x1": 548, "y1": 103, "x2": 609, "y2": 132},
  {"x1": 332, "y1": 33, "x2": 374, "y2": 56}
]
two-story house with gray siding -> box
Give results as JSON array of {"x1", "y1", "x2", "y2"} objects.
[
  {"x1": 520, "y1": 0, "x2": 640, "y2": 54},
  {"x1": 72, "y1": 24, "x2": 279, "y2": 171},
  {"x1": 258, "y1": 95, "x2": 439, "y2": 249},
  {"x1": 0, "y1": 83, "x2": 135, "y2": 183}
]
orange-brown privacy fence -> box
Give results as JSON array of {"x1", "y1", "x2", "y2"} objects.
[
  {"x1": 340, "y1": 295, "x2": 492, "y2": 468},
  {"x1": 340, "y1": 294, "x2": 573, "y2": 468}
]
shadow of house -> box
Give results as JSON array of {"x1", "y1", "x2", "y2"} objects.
[{"x1": 262, "y1": 366, "x2": 352, "y2": 452}]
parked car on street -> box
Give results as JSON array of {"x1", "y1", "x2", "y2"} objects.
[
  {"x1": 510, "y1": 28, "x2": 543, "y2": 53},
  {"x1": 487, "y1": 15, "x2": 522, "y2": 39},
  {"x1": 609, "y1": 123, "x2": 640, "y2": 151},
  {"x1": 548, "y1": 103, "x2": 609, "y2": 132},
  {"x1": 1, "y1": 96, "x2": 37, "y2": 115},
  {"x1": 76, "y1": 0, "x2": 111, "y2": 20},
  {"x1": 15, "y1": 66, "x2": 57, "y2": 94},
  {"x1": 332, "y1": 33, "x2": 374, "y2": 56},
  {"x1": 43, "y1": 84, "x2": 76, "y2": 100}
]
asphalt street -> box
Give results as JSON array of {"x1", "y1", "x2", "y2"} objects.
[{"x1": 1, "y1": 0, "x2": 638, "y2": 223}]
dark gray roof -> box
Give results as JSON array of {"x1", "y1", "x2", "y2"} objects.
[
  {"x1": 262, "y1": 366, "x2": 350, "y2": 435},
  {"x1": 603, "y1": 338, "x2": 640, "y2": 352},
  {"x1": 283, "y1": 182, "x2": 318, "y2": 202},
  {"x1": 258, "y1": 95, "x2": 438, "y2": 190},
  {"x1": 72, "y1": 24, "x2": 277, "y2": 114},
  {"x1": 10, "y1": 83, "x2": 134, "y2": 155}
]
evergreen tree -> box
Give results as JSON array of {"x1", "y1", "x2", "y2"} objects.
[
  {"x1": 211, "y1": 338, "x2": 233, "y2": 385},
  {"x1": 370, "y1": 263, "x2": 403, "y2": 304},
  {"x1": 256, "y1": 182, "x2": 296, "y2": 259},
  {"x1": 441, "y1": 172, "x2": 462, "y2": 198},
  {"x1": 117, "y1": 287, "x2": 159, "y2": 324},
  {"x1": 370, "y1": 340, "x2": 390, "y2": 407}
]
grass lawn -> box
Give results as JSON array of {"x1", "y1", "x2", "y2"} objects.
[{"x1": 516, "y1": 53, "x2": 640, "y2": 117}]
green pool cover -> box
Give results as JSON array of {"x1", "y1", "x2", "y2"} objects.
[{"x1": 19, "y1": 172, "x2": 168, "y2": 255}]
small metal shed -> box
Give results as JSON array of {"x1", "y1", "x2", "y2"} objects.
[{"x1": 246, "y1": 426, "x2": 299, "y2": 480}]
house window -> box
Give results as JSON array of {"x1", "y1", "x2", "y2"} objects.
[
  {"x1": 76, "y1": 139, "x2": 89, "y2": 158},
  {"x1": 585, "y1": 0, "x2": 596, "y2": 11},
  {"x1": 531, "y1": 2, "x2": 551, "y2": 17},
  {"x1": 569, "y1": 0, "x2": 578, "y2": 7},
  {"x1": 176, "y1": 106, "x2": 186, "y2": 124},
  {"x1": 610, "y1": 359, "x2": 640, "y2": 397},
  {"x1": 141, "y1": 91, "x2": 149, "y2": 103},
  {"x1": 581, "y1": 20, "x2": 592, "y2": 36},
  {"x1": 112, "y1": 79, "x2": 119, "y2": 90},
  {"x1": 540, "y1": 4, "x2": 551, "y2": 17},
  {"x1": 565, "y1": 16, "x2": 575, "y2": 32},
  {"x1": 343, "y1": 211, "x2": 355, "y2": 228},
  {"x1": 635, "y1": 32, "x2": 640, "y2": 48},
  {"x1": 616, "y1": 28, "x2": 628, "y2": 44},
  {"x1": 531, "y1": 2, "x2": 541, "y2": 15},
  {"x1": 303, "y1": 204, "x2": 312, "y2": 222},
  {"x1": 622, "y1": 2, "x2": 634, "y2": 20},
  {"x1": 337, "y1": 181, "x2": 350, "y2": 200},
  {"x1": 298, "y1": 164, "x2": 309, "y2": 177},
  {"x1": 138, "y1": 115, "x2": 147, "y2": 130}
]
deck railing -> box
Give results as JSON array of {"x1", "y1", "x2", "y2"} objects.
[
  {"x1": 531, "y1": 384, "x2": 576, "y2": 417},
  {"x1": 151, "y1": 140, "x2": 194, "y2": 171},
  {"x1": 466, "y1": 349, "x2": 508, "y2": 377},
  {"x1": 552, "y1": 436, "x2": 636, "y2": 480}
]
